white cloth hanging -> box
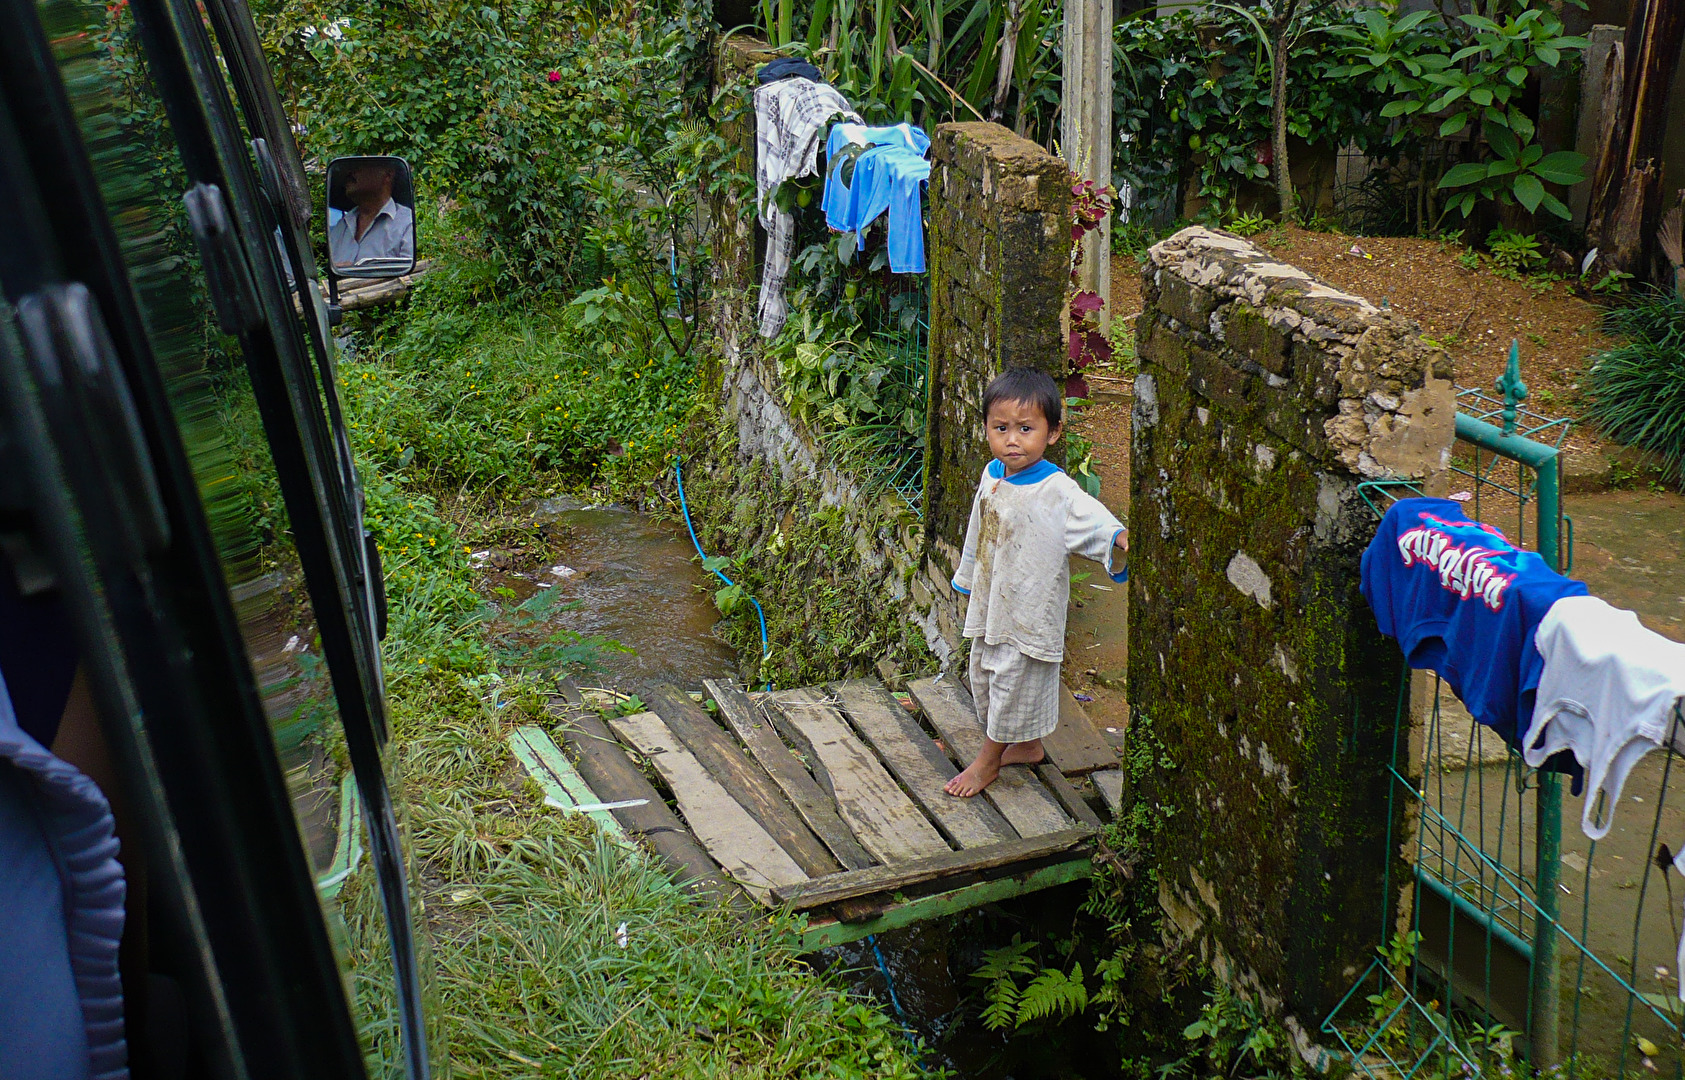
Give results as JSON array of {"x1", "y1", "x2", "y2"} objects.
[
  {"x1": 1524, "y1": 594, "x2": 1685, "y2": 840},
  {"x1": 752, "y1": 78, "x2": 858, "y2": 339}
]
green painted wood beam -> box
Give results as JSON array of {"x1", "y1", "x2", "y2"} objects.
[
  {"x1": 316, "y1": 773, "x2": 363, "y2": 900},
  {"x1": 508, "y1": 725, "x2": 637, "y2": 850},
  {"x1": 793, "y1": 857, "x2": 1093, "y2": 952}
]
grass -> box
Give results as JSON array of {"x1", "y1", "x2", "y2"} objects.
[
  {"x1": 1583, "y1": 290, "x2": 1685, "y2": 484},
  {"x1": 340, "y1": 676, "x2": 937, "y2": 1079},
  {"x1": 325, "y1": 256, "x2": 938, "y2": 1078}
]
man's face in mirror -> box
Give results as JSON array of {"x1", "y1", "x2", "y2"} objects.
[{"x1": 343, "y1": 164, "x2": 396, "y2": 211}]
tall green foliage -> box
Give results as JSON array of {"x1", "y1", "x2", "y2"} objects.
[
  {"x1": 1329, "y1": 1, "x2": 1589, "y2": 225},
  {"x1": 1111, "y1": 5, "x2": 1391, "y2": 220},
  {"x1": 255, "y1": 0, "x2": 715, "y2": 299}
]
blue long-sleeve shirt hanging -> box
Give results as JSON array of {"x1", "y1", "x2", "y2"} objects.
[
  {"x1": 822, "y1": 123, "x2": 931, "y2": 273},
  {"x1": 1360, "y1": 497, "x2": 1588, "y2": 752}
]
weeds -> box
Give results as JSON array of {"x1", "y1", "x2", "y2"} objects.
[{"x1": 1486, "y1": 228, "x2": 1546, "y2": 276}]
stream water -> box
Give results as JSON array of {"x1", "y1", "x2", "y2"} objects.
[{"x1": 523, "y1": 497, "x2": 740, "y2": 696}]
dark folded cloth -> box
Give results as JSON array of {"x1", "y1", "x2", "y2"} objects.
[{"x1": 758, "y1": 57, "x2": 823, "y2": 84}]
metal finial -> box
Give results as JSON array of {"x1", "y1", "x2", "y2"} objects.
[{"x1": 1494, "y1": 339, "x2": 1527, "y2": 436}]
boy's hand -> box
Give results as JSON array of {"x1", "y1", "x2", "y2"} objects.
[{"x1": 1113, "y1": 529, "x2": 1129, "y2": 553}]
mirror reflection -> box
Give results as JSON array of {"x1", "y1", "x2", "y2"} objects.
[{"x1": 326, "y1": 156, "x2": 415, "y2": 278}]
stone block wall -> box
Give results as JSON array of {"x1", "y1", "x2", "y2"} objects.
[
  {"x1": 923, "y1": 123, "x2": 1072, "y2": 599},
  {"x1": 1128, "y1": 227, "x2": 1454, "y2": 1019}
]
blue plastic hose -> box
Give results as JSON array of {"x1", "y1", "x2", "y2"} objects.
[
  {"x1": 868, "y1": 934, "x2": 912, "y2": 1027},
  {"x1": 674, "y1": 459, "x2": 769, "y2": 662}
]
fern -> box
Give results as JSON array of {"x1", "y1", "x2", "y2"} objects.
[
  {"x1": 972, "y1": 939, "x2": 1039, "y2": 981},
  {"x1": 1016, "y1": 964, "x2": 1089, "y2": 1026},
  {"x1": 971, "y1": 938, "x2": 1039, "y2": 1032},
  {"x1": 981, "y1": 977, "x2": 1020, "y2": 1031}
]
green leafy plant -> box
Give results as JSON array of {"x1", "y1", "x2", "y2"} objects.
[
  {"x1": 703, "y1": 555, "x2": 749, "y2": 616},
  {"x1": 1182, "y1": 983, "x2": 1280, "y2": 1076},
  {"x1": 1437, "y1": 123, "x2": 1587, "y2": 221},
  {"x1": 1114, "y1": 5, "x2": 1393, "y2": 221},
  {"x1": 1583, "y1": 290, "x2": 1685, "y2": 484},
  {"x1": 1332, "y1": 1, "x2": 1590, "y2": 226},
  {"x1": 1486, "y1": 227, "x2": 1546, "y2": 274},
  {"x1": 1063, "y1": 430, "x2": 1103, "y2": 499},
  {"x1": 1592, "y1": 269, "x2": 1635, "y2": 295},
  {"x1": 971, "y1": 937, "x2": 1089, "y2": 1031},
  {"x1": 1227, "y1": 209, "x2": 1271, "y2": 237},
  {"x1": 974, "y1": 938, "x2": 1039, "y2": 1031}
]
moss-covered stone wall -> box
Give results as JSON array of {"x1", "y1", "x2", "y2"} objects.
[
  {"x1": 1128, "y1": 227, "x2": 1454, "y2": 1020},
  {"x1": 923, "y1": 123, "x2": 1072, "y2": 609},
  {"x1": 688, "y1": 59, "x2": 1082, "y2": 676}
]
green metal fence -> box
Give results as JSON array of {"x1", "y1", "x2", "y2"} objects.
[{"x1": 1325, "y1": 343, "x2": 1685, "y2": 1080}]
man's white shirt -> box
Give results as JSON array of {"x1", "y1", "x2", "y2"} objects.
[{"x1": 329, "y1": 198, "x2": 413, "y2": 267}]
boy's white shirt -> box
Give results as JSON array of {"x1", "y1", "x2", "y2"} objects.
[{"x1": 951, "y1": 459, "x2": 1126, "y2": 663}]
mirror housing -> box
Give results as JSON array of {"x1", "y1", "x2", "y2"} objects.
[{"x1": 323, "y1": 155, "x2": 416, "y2": 280}]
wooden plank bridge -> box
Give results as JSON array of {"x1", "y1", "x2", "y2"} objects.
[{"x1": 515, "y1": 673, "x2": 1128, "y2": 951}]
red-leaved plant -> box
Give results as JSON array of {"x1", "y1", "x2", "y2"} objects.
[{"x1": 1067, "y1": 177, "x2": 1117, "y2": 396}]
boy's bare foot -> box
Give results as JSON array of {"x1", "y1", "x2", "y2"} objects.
[
  {"x1": 944, "y1": 759, "x2": 1000, "y2": 797},
  {"x1": 999, "y1": 741, "x2": 1044, "y2": 766}
]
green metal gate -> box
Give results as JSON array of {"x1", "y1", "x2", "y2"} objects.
[{"x1": 1325, "y1": 344, "x2": 1685, "y2": 1079}]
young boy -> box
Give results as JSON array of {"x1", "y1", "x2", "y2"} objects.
[{"x1": 944, "y1": 368, "x2": 1128, "y2": 797}]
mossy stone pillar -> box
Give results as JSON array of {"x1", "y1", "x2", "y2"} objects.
[
  {"x1": 922, "y1": 123, "x2": 1071, "y2": 656},
  {"x1": 1129, "y1": 227, "x2": 1455, "y2": 1019}
]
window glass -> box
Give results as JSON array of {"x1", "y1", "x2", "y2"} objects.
[{"x1": 40, "y1": 2, "x2": 409, "y2": 1070}]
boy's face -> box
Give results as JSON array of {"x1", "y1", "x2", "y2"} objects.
[{"x1": 985, "y1": 397, "x2": 1060, "y2": 475}]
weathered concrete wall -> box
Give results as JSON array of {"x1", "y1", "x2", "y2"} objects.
[
  {"x1": 1129, "y1": 227, "x2": 1453, "y2": 1019},
  {"x1": 923, "y1": 123, "x2": 1072, "y2": 615}
]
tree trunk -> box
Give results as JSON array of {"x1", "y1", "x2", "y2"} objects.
[
  {"x1": 1584, "y1": 0, "x2": 1685, "y2": 282},
  {"x1": 1271, "y1": 17, "x2": 1295, "y2": 220}
]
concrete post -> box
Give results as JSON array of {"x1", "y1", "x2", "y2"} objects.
[{"x1": 1062, "y1": 0, "x2": 1112, "y2": 327}]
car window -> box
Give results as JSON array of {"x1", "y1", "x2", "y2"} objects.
[{"x1": 42, "y1": 2, "x2": 417, "y2": 1073}]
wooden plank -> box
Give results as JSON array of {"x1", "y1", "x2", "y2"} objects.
[
  {"x1": 828, "y1": 679, "x2": 1016, "y2": 849},
  {"x1": 1092, "y1": 769, "x2": 1124, "y2": 818},
  {"x1": 608, "y1": 711, "x2": 806, "y2": 905},
  {"x1": 771, "y1": 827, "x2": 1095, "y2": 909},
  {"x1": 645, "y1": 684, "x2": 840, "y2": 878},
  {"x1": 508, "y1": 726, "x2": 635, "y2": 847},
  {"x1": 548, "y1": 700, "x2": 746, "y2": 907},
  {"x1": 905, "y1": 676, "x2": 1073, "y2": 839},
  {"x1": 704, "y1": 679, "x2": 874, "y2": 871},
  {"x1": 795, "y1": 859, "x2": 1094, "y2": 951},
  {"x1": 1035, "y1": 764, "x2": 1103, "y2": 828},
  {"x1": 768, "y1": 689, "x2": 951, "y2": 864},
  {"x1": 1045, "y1": 686, "x2": 1118, "y2": 776}
]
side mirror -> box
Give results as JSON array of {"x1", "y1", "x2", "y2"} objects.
[{"x1": 323, "y1": 155, "x2": 416, "y2": 280}]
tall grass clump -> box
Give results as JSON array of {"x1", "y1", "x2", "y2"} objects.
[{"x1": 1584, "y1": 290, "x2": 1685, "y2": 483}]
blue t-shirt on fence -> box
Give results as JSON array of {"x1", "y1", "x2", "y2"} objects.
[
  {"x1": 1360, "y1": 497, "x2": 1589, "y2": 751},
  {"x1": 822, "y1": 122, "x2": 930, "y2": 273}
]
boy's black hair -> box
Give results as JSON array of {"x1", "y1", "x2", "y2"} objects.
[{"x1": 982, "y1": 367, "x2": 1062, "y2": 428}]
